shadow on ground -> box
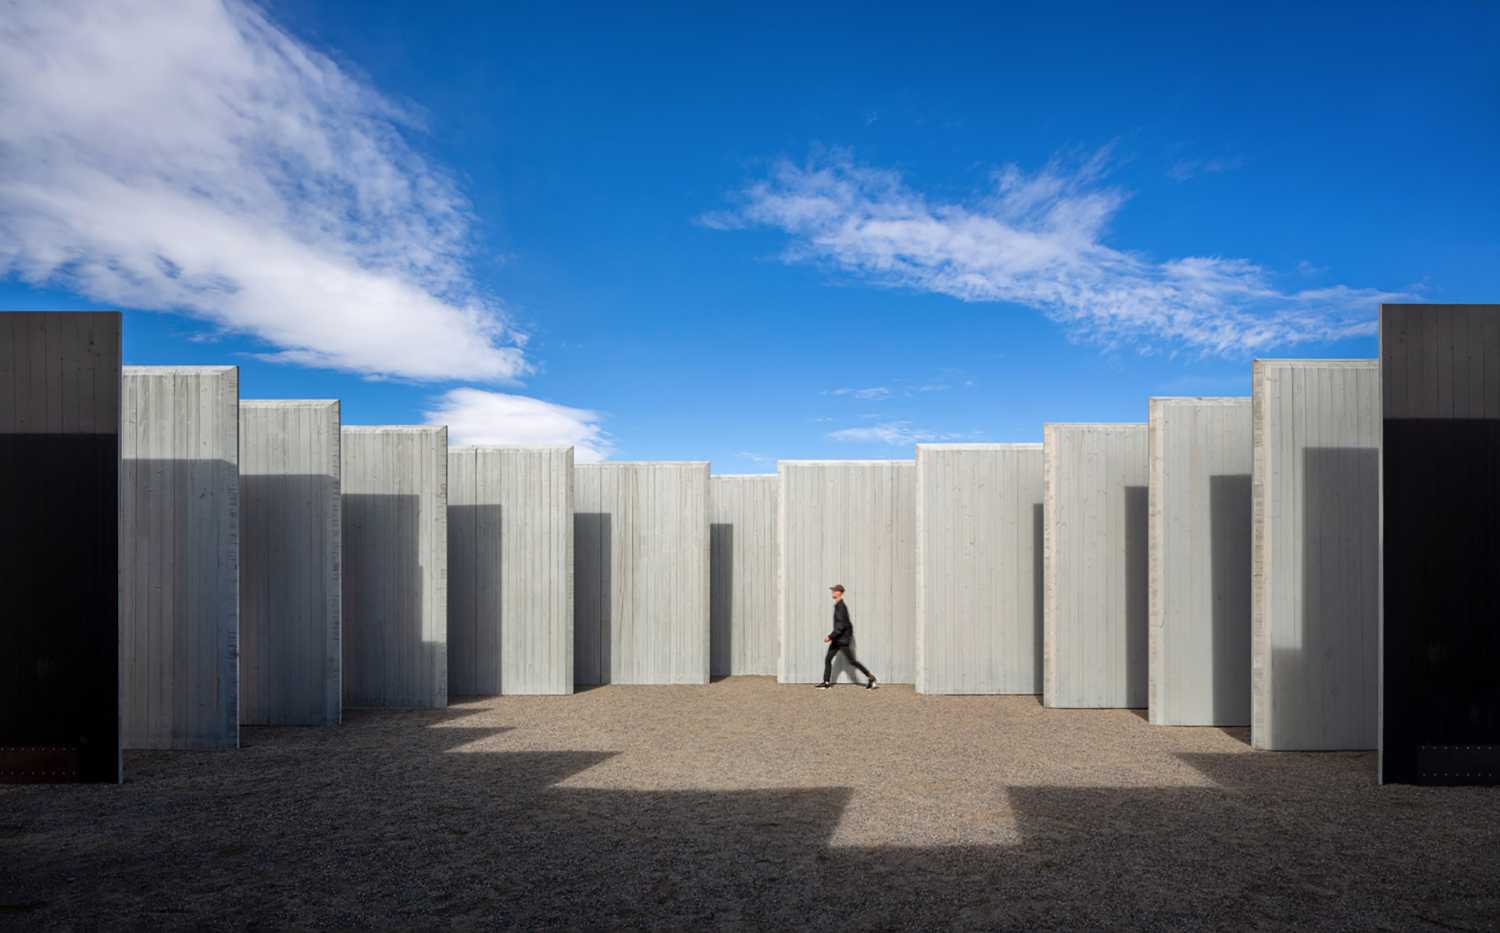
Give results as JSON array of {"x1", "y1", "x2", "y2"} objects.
[{"x1": 1, "y1": 698, "x2": 1497, "y2": 931}]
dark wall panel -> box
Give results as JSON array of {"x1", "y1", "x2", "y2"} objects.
[
  {"x1": 1381, "y1": 304, "x2": 1500, "y2": 785},
  {"x1": 0, "y1": 312, "x2": 121, "y2": 784}
]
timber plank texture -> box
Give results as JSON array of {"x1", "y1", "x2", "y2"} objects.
[
  {"x1": 574, "y1": 462, "x2": 711, "y2": 685},
  {"x1": 1381, "y1": 304, "x2": 1500, "y2": 785},
  {"x1": 120, "y1": 366, "x2": 240, "y2": 750},
  {"x1": 1043, "y1": 425, "x2": 1149, "y2": 708},
  {"x1": 1251, "y1": 360, "x2": 1379, "y2": 750},
  {"x1": 779, "y1": 461, "x2": 916, "y2": 685},
  {"x1": 709, "y1": 475, "x2": 779, "y2": 677},
  {"x1": 239, "y1": 401, "x2": 341, "y2": 726},
  {"x1": 0, "y1": 312, "x2": 121, "y2": 783},
  {"x1": 915, "y1": 444, "x2": 1044, "y2": 695},
  {"x1": 341, "y1": 426, "x2": 448, "y2": 709},
  {"x1": 448, "y1": 446, "x2": 573, "y2": 696},
  {"x1": 1147, "y1": 398, "x2": 1253, "y2": 726}
]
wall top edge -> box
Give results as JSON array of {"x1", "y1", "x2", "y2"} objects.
[
  {"x1": 1147, "y1": 396, "x2": 1251, "y2": 405},
  {"x1": 1042, "y1": 423, "x2": 1148, "y2": 430},
  {"x1": 915, "y1": 442, "x2": 1042, "y2": 450},
  {"x1": 449, "y1": 444, "x2": 573, "y2": 453},
  {"x1": 777, "y1": 459, "x2": 914, "y2": 466},
  {"x1": 1380, "y1": 303, "x2": 1500, "y2": 310},
  {"x1": 123, "y1": 365, "x2": 236, "y2": 375},
  {"x1": 342, "y1": 425, "x2": 445, "y2": 433},
  {"x1": 241, "y1": 399, "x2": 339, "y2": 408},
  {"x1": 576, "y1": 460, "x2": 710, "y2": 467},
  {"x1": 1252, "y1": 359, "x2": 1377, "y2": 367},
  {"x1": 712, "y1": 473, "x2": 778, "y2": 479}
]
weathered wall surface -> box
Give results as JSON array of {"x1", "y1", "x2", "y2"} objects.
[
  {"x1": 0, "y1": 312, "x2": 122, "y2": 782},
  {"x1": 449, "y1": 446, "x2": 574, "y2": 696},
  {"x1": 1380, "y1": 305, "x2": 1500, "y2": 784},
  {"x1": 574, "y1": 462, "x2": 710, "y2": 685},
  {"x1": 341, "y1": 426, "x2": 448, "y2": 709},
  {"x1": 710, "y1": 475, "x2": 779, "y2": 677},
  {"x1": 1252, "y1": 361, "x2": 1379, "y2": 750},
  {"x1": 120, "y1": 365, "x2": 240, "y2": 749},
  {"x1": 779, "y1": 461, "x2": 916, "y2": 685},
  {"x1": 1147, "y1": 398, "x2": 1253, "y2": 726},
  {"x1": 239, "y1": 401, "x2": 341, "y2": 726},
  {"x1": 1043, "y1": 425, "x2": 1149, "y2": 708},
  {"x1": 915, "y1": 444, "x2": 1044, "y2": 695}
]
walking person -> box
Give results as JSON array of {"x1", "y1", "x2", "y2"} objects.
[{"x1": 817, "y1": 585, "x2": 878, "y2": 689}]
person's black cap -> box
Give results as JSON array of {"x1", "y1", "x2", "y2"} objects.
[{"x1": 829, "y1": 584, "x2": 845, "y2": 593}]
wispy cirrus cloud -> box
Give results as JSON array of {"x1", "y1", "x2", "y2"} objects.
[
  {"x1": 1167, "y1": 155, "x2": 1248, "y2": 181},
  {"x1": 829, "y1": 385, "x2": 891, "y2": 400},
  {"x1": 708, "y1": 146, "x2": 1412, "y2": 354},
  {"x1": 424, "y1": 389, "x2": 612, "y2": 462},
  {"x1": 828, "y1": 420, "x2": 963, "y2": 446},
  {"x1": 0, "y1": 0, "x2": 523, "y2": 382}
]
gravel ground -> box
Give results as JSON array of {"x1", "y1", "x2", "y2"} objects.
[{"x1": 2, "y1": 677, "x2": 1496, "y2": 931}]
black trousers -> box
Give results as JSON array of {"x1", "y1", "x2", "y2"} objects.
[{"x1": 823, "y1": 644, "x2": 873, "y2": 683}]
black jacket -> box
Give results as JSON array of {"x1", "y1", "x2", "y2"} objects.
[{"x1": 828, "y1": 600, "x2": 853, "y2": 646}]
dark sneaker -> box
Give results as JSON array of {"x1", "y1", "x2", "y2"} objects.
[
  {"x1": 815, "y1": 682, "x2": 831, "y2": 689},
  {"x1": 866, "y1": 678, "x2": 879, "y2": 690}
]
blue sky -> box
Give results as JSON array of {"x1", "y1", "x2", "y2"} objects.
[{"x1": 2, "y1": 1, "x2": 1496, "y2": 471}]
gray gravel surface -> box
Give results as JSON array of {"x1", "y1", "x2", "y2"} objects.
[{"x1": 2, "y1": 677, "x2": 1496, "y2": 930}]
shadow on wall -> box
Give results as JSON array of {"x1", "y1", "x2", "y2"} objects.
[
  {"x1": 1123, "y1": 485, "x2": 1149, "y2": 707},
  {"x1": 574, "y1": 512, "x2": 613, "y2": 686},
  {"x1": 709, "y1": 522, "x2": 733, "y2": 678},
  {"x1": 6, "y1": 706, "x2": 1499, "y2": 928},
  {"x1": 1271, "y1": 448, "x2": 1378, "y2": 749},
  {"x1": 240, "y1": 472, "x2": 340, "y2": 726},
  {"x1": 1208, "y1": 474, "x2": 1252, "y2": 728},
  {"x1": 448, "y1": 503, "x2": 504, "y2": 698},
  {"x1": 343, "y1": 493, "x2": 445, "y2": 709},
  {"x1": 1032, "y1": 502, "x2": 1044, "y2": 694}
]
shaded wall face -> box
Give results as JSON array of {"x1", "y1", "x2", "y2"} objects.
[
  {"x1": 1382, "y1": 305, "x2": 1500, "y2": 785},
  {"x1": 239, "y1": 401, "x2": 341, "y2": 727},
  {"x1": 448, "y1": 447, "x2": 573, "y2": 697},
  {"x1": 341, "y1": 428, "x2": 448, "y2": 709},
  {"x1": 916, "y1": 447, "x2": 1043, "y2": 695},
  {"x1": 120, "y1": 366, "x2": 240, "y2": 750},
  {"x1": 709, "y1": 476, "x2": 779, "y2": 678},
  {"x1": 779, "y1": 462, "x2": 916, "y2": 685},
  {"x1": 1044, "y1": 426, "x2": 1149, "y2": 708},
  {"x1": 574, "y1": 463, "x2": 711, "y2": 685},
  {"x1": 1251, "y1": 362, "x2": 1379, "y2": 751},
  {"x1": 0, "y1": 312, "x2": 121, "y2": 783},
  {"x1": 1147, "y1": 400, "x2": 1253, "y2": 727}
]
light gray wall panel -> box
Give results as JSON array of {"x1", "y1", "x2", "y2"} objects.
[
  {"x1": 710, "y1": 475, "x2": 780, "y2": 677},
  {"x1": 120, "y1": 366, "x2": 239, "y2": 749},
  {"x1": 916, "y1": 444, "x2": 1043, "y2": 695},
  {"x1": 1252, "y1": 361, "x2": 1379, "y2": 750},
  {"x1": 239, "y1": 401, "x2": 341, "y2": 726},
  {"x1": 1147, "y1": 398, "x2": 1252, "y2": 726},
  {"x1": 779, "y1": 461, "x2": 916, "y2": 684},
  {"x1": 449, "y1": 446, "x2": 573, "y2": 696},
  {"x1": 1043, "y1": 424, "x2": 1149, "y2": 708},
  {"x1": 341, "y1": 426, "x2": 447, "y2": 708},
  {"x1": 574, "y1": 462, "x2": 710, "y2": 685}
]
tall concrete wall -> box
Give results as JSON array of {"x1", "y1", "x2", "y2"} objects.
[
  {"x1": 120, "y1": 366, "x2": 240, "y2": 749},
  {"x1": 449, "y1": 446, "x2": 574, "y2": 696},
  {"x1": 710, "y1": 475, "x2": 779, "y2": 677},
  {"x1": 1043, "y1": 425, "x2": 1149, "y2": 708},
  {"x1": 574, "y1": 462, "x2": 711, "y2": 685},
  {"x1": 916, "y1": 444, "x2": 1044, "y2": 695},
  {"x1": 1252, "y1": 360, "x2": 1379, "y2": 750},
  {"x1": 1, "y1": 312, "x2": 121, "y2": 783},
  {"x1": 341, "y1": 426, "x2": 448, "y2": 708},
  {"x1": 239, "y1": 401, "x2": 341, "y2": 726},
  {"x1": 1148, "y1": 398, "x2": 1253, "y2": 726},
  {"x1": 1379, "y1": 305, "x2": 1500, "y2": 784},
  {"x1": 779, "y1": 461, "x2": 916, "y2": 685}
]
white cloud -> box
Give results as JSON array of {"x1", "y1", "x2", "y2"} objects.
[
  {"x1": 425, "y1": 388, "x2": 612, "y2": 462},
  {"x1": 0, "y1": 0, "x2": 523, "y2": 381},
  {"x1": 828, "y1": 421, "x2": 961, "y2": 446},
  {"x1": 713, "y1": 147, "x2": 1412, "y2": 354},
  {"x1": 830, "y1": 386, "x2": 891, "y2": 400},
  {"x1": 1167, "y1": 155, "x2": 1248, "y2": 181}
]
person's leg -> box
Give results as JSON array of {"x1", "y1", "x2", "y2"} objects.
[
  {"x1": 840, "y1": 645, "x2": 875, "y2": 682},
  {"x1": 822, "y1": 644, "x2": 839, "y2": 684}
]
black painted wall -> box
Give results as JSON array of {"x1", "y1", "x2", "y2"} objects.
[
  {"x1": 0, "y1": 312, "x2": 121, "y2": 783},
  {"x1": 1381, "y1": 304, "x2": 1500, "y2": 785}
]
